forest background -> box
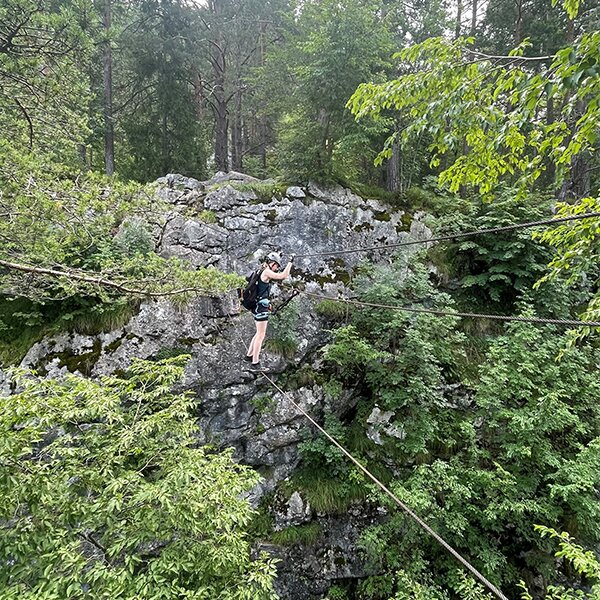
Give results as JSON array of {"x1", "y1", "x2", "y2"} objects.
[{"x1": 1, "y1": 0, "x2": 600, "y2": 599}]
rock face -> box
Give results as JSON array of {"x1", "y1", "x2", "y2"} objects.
[
  {"x1": 17, "y1": 174, "x2": 431, "y2": 599},
  {"x1": 155, "y1": 178, "x2": 428, "y2": 281},
  {"x1": 268, "y1": 506, "x2": 385, "y2": 599}
]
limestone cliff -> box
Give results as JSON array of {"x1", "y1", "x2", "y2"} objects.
[{"x1": 18, "y1": 172, "x2": 432, "y2": 599}]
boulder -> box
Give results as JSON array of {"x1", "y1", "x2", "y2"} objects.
[
  {"x1": 286, "y1": 186, "x2": 306, "y2": 199},
  {"x1": 204, "y1": 170, "x2": 261, "y2": 186}
]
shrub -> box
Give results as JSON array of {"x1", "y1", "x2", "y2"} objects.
[{"x1": 0, "y1": 357, "x2": 277, "y2": 599}]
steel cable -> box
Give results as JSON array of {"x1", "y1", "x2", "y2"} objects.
[
  {"x1": 303, "y1": 292, "x2": 600, "y2": 328},
  {"x1": 260, "y1": 371, "x2": 509, "y2": 600},
  {"x1": 221, "y1": 209, "x2": 600, "y2": 598},
  {"x1": 294, "y1": 211, "x2": 600, "y2": 258},
  {"x1": 226, "y1": 311, "x2": 509, "y2": 600}
]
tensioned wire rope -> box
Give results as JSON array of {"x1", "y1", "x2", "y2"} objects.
[
  {"x1": 293, "y1": 211, "x2": 600, "y2": 258},
  {"x1": 288, "y1": 210, "x2": 600, "y2": 328},
  {"x1": 301, "y1": 292, "x2": 600, "y2": 328},
  {"x1": 260, "y1": 371, "x2": 509, "y2": 600},
  {"x1": 226, "y1": 313, "x2": 509, "y2": 600}
]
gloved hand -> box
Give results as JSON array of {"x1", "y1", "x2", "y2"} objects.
[{"x1": 289, "y1": 254, "x2": 295, "y2": 263}]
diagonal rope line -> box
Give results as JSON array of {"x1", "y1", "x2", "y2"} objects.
[
  {"x1": 260, "y1": 371, "x2": 508, "y2": 600},
  {"x1": 225, "y1": 311, "x2": 508, "y2": 600},
  {"x1": 294, "y1": 211, "x2": 600, "y2": 258},
  {"x1": 303, "y1": 292, "x2": 600, "y2": 328}
]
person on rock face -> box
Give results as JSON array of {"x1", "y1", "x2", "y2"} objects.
[{"x1": 245, "y1": 252, "x2": 293, "y2": 372}]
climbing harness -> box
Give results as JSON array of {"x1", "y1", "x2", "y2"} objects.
[{"x1": 254, "y1": 297, "x2": 272, "y2": 321}]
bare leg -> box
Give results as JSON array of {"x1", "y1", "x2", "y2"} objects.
[
  {"x1": 251, "y1": 320, "x2": 268, "y2": 363},
  {"x1": 247, "y1": 333, "x2": 258, "y2": 358}
]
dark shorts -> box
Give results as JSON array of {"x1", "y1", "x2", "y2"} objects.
[{"x1": 254, "y1": 298, "x2": 271, "y2": 322}]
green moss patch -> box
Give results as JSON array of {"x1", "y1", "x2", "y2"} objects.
[{"x1": 38, "y1": 339, "x2": 103, "y2": 377}]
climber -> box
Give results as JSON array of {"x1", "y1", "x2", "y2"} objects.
[{"x1": 244, "y1": 251, "x2": 293, "y2": 372}]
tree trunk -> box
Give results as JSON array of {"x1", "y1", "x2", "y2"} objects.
[
  {"x1": 514, "y1": 0, "x2": 524, "y2": 45},
  {"x1": 161, "y1": 110, "x2": 169, "y2": 174},
  {"x1": 258, "y1": 121, "x2": 267, "y2": 171},
  {"x1": 572, "y1": 152, "x2": 591, "y2": 199},
  {"x1": 471, "y1": 0, "x2": 478, "y2": 36},
  {"x1": 78, "y1": 144, "x2": 90, "y2": 170},
  {"x1": 558, "y1": 153, "x2": 591, "y2": 203},
  {"x1": 210, "y1": 0, "x2": 229, "y2": 172},
  {"x1": 557, "y1": 96, "x2": 590, "y2": 202},
  {"x1": 211, "y1": 47, "x2": 228, "y2": 171},
  {"x1": 213, "y1": 94, "x2": 229, "y2": 172},
  {"x1": 103, "y1": 0, "x2": 115, "y2": 176},
  {"x1": 231, "y1": 88, "x2": 243, "y2": 171},
  {"x1": 386, "y1": 140, "x2": 401, "y2": 192},
  {"x1": 543, "y1": 94, "x2": 556, "y2": 187},
  {"x1": 566, "y1": 15, "x2": 575, "y2": 43},
  {"x1": 257, "y1": 20, "x2": 268, "y2": 172},
  {"x1": 455, "y1": 0, "x2": 463, "y2": 39},
  {"x1": 318, "y1": 108, "x2": 331, "y2": 174}
]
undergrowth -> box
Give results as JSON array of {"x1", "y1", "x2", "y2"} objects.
[
  {"x1": 0, "y1": 298, "x2": 138, "y2": 366},
  {"x1": 229, "y1": 181, "x2": 290, "y2": 202},
  {"x1": 283, "y1": 467, "x2": 369, "y2": 514},
  {"x1": 270, "y1": 522, "x2": 322, "y2": 546},
  {"x1": 264, "y1": 337, "x2": 298, "y2": 358},
  {"x1": 316, "y1": 299, "x2": 353, "y2": 322}
]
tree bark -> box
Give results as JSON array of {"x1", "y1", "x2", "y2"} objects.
[
  {"x1": 514, "y1": 0, "x2": 524, "y2": 45},
  {"x1": 386, "y1": 140, "x2": 401, "y2": 192},
  {"x1": 543, "y1": 94, "x2": 556, "y2": 187},
  {"x1": 470, "y1": 0, "x2": 478, "y2": 37},
  {"x1": 78, "y1": 144, "x2": 90, "y2": 170},
  {"x1": 257, "y1": 19, "x2": 268, "y2": 171},
  {"x1": 561, "y1": 99, "x2": 591, "y2": 201},
  {"x1": 161, "y1": 110, "x2": 169, "y2": 174},
  {"x1": 231, "y1": 88, "x2": 243, "y2": 171},
  {"x1": 455, "y1": 0, "x2": 463, "y2": 39},
  {"x1": 213, "y1": 85, "x2": 229, "y2": 172},
  {"x1": 103, "y1": 0, "x2": 115, "y2": 176},
  {"x1": 210, "y1": 0, "x2": 229, "y2": 172},
  {"x1": 0, "y1": 259, "x2": 213, "y2": 297}
]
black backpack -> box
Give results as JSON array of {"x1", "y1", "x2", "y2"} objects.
[{"x1": 240, "y1": 268, "x2": 264, "y2": 311}]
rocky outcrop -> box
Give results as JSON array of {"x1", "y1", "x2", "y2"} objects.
[
  {"x1": 268, "y1": 506, "x2": 386, "y2": 599},
  {"x1": 17, "y1": 174, "x2": 431, "y2": 599},
  {"x1": 155, "y1": 177, "x2": 429, "y2": 280}
]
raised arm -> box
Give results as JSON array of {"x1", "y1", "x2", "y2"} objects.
[{"x1": 263, "y1": 260, "x2": 292, "y2": 281}]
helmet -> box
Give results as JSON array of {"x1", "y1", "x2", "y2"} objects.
[{"x1": 266, "y1": 252, "x2": 282, "y2": 267}]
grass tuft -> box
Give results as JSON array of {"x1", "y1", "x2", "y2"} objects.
[
  {"x1": 270, "y1": 522, "x2": 322, "y2": 546},
  {"x1": 230, "y1": 181, "x2": 290, "y2": 202},
  {"x1": 283, "y1": 468, "x2": 368, "y2": 514},
  {"x1": 70, "y1": 303, "x2": 138, "y2": 335},
  {"x1": 264, "y1": 337, "x2": 298, "y2": 358},
  {"x1": 315, "y1": 300, "x2": 352, "y2": 322},
  {"x1": 198, "y1": 209, "x2": 217, "y2": 223}
]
